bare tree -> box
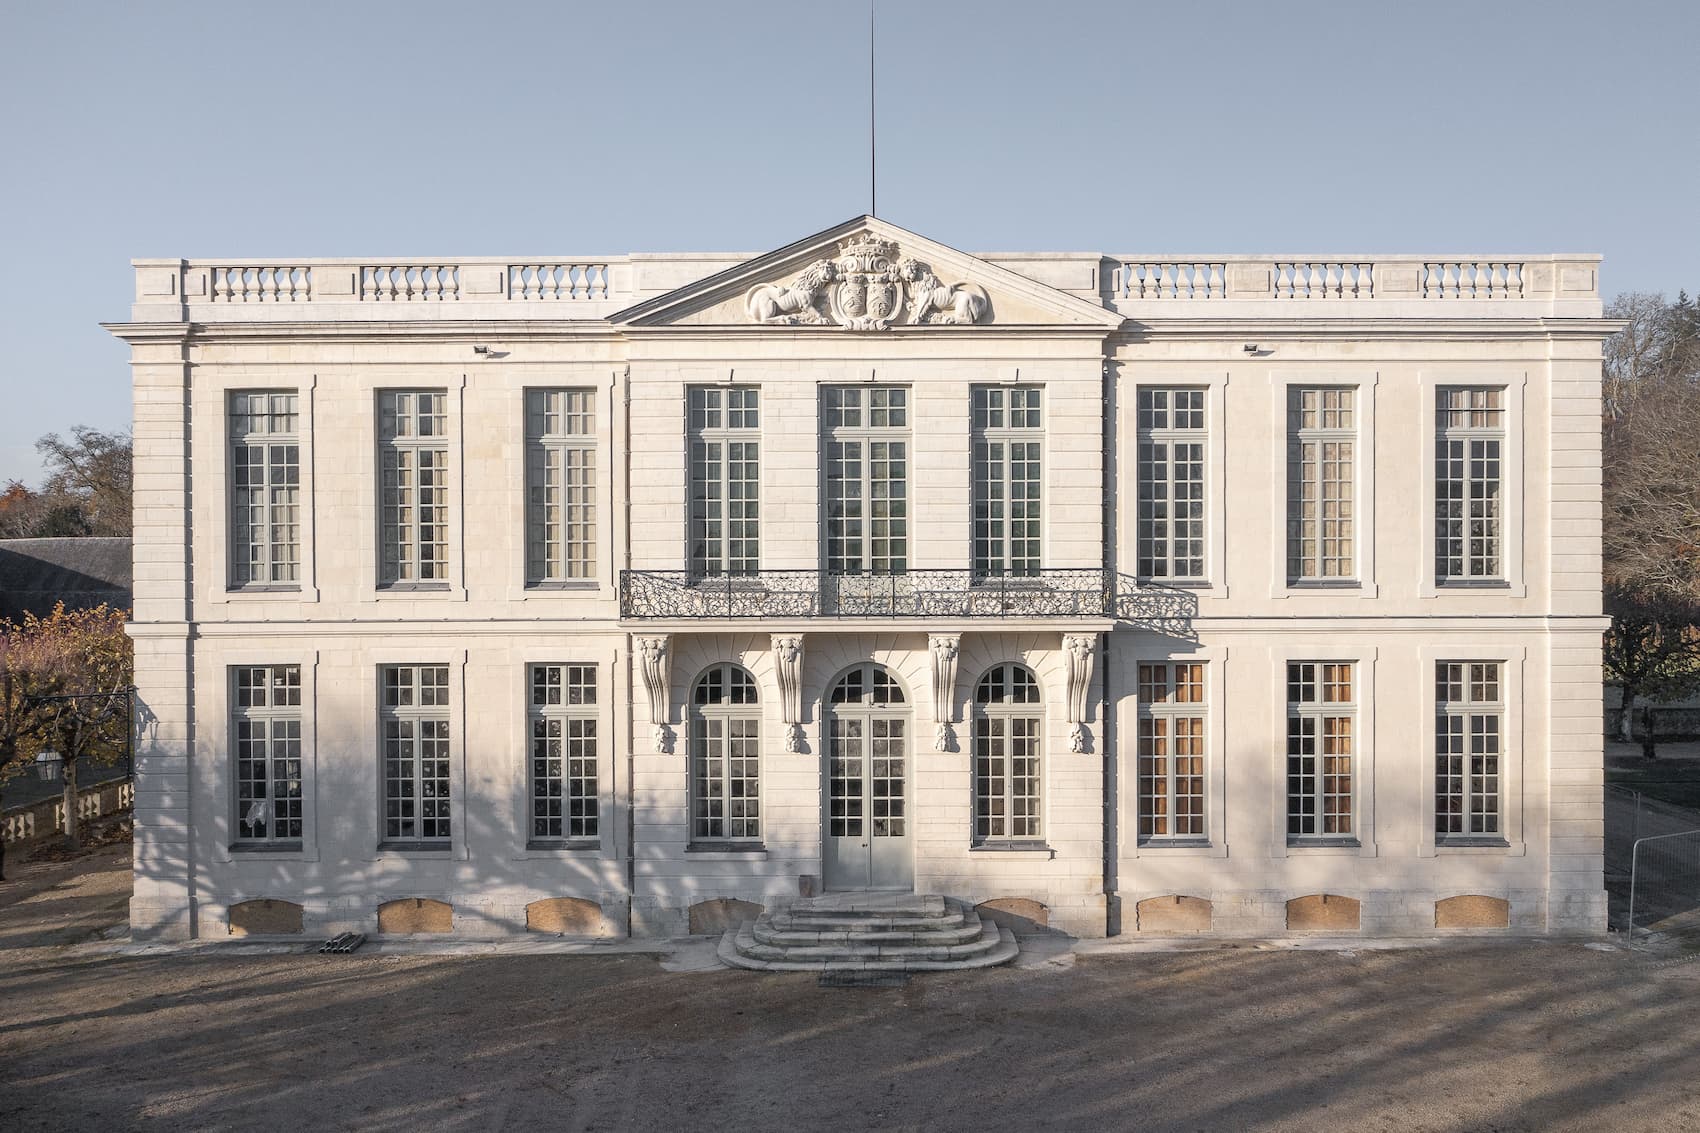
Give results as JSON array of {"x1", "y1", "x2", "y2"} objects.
[
  {"x1": 1601, "y1": 291, "x2": 1700, "y2": 752},
  {"x1": 34, "y1": 426, "x2": 133, "y2": 538}
]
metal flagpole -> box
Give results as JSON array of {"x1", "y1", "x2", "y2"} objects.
[{"x1": 870, "y1": 0, "x2": 876, "y2": 216}]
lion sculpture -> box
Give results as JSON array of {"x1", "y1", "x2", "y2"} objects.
[
  {"x1": 745, "y1": 259, "x2": 837, "y2": 325},
  {"x1": 898, "y1": 259, "x2": 989, "y2": 325}
]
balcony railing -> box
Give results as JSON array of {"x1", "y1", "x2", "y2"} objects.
[{"x1": 619, "y1": 569, "x2": 1114, "y2": 620}]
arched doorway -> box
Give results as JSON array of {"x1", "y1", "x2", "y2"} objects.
[{"x1": 823, "y1": 663, "x2": 913, "y2": 890}]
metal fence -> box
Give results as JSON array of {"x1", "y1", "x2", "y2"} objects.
[{"x1": 1626, "y1": 828, "x2": 1700, "y2": 945}]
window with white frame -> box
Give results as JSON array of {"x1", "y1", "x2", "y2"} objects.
[
  {"x1": 1436, "y1": 388, "x2": 1504, "y2": 582},
  {"x1": 688, "y1": 387, "x2": 760, "y2": 577},
  {"x1": 971, "y1": 386, "x2": 1042, "y2": 577},
  {"x1": 1286, "y1": 661, "x2": 1356, "y2": 841},
  {"x1": 526, "y1": 389, "x2": 596, "y2": 582},
  {"x1": 1136, "y1": 661, "x2": 1206, "y2": 842},
  {"x1": 378, "y1": 390, "x2": 449, "y2": 587},
  {"x1": 232, "y1": 664, "x2": 302, "y2": 847},
  {"x1": 1135, "y1": 389, "x2": 1206, "y2": 581},
  {"x1": 690, "y1": 664, "x2": 761, "y2": 843},
  {"x1": 1286, "y1": 387, "x2": 1355, "y2": 582},
  {"x1": 1436, "y1": 661, "x2": 1504, "y2": 841},
  {"x1": 229, "y1": 391, "x2": 301, "y2": 587},
  {"x1": 380, "y1": 664, "x2": 451, "y2": 845},
  {"x1": 529, "y1": 664, "x2": 598, "y2": 842},
  {"x1": 825, "y1": 387, "x2": 908, "y2": 574},
  {"x1": 973, "y1": 663, "x2": 1043, "y2": 843}
]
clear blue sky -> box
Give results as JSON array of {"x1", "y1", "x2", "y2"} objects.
[{"x1": 2, "y1": 0, "x2": 1694, "y2": 485}]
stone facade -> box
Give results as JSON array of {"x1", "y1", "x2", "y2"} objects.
[{"x1": 106, "y1": 216, "x2": 1613, "y2": 941}]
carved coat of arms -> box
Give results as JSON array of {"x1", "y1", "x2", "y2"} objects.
[{"x1": 743, "y1": 236, "x2": 990, "y2": 329}]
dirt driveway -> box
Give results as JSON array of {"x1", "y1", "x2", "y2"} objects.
[{"x1": 4, "y1": 848, "x2": 1700, "y2": 1132}]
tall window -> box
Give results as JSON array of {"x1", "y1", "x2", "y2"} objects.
[
  {"x1": 1436, "y1": 388, "x2": 1503, "y2": 582},
  {"x1": 526, "y1": 389, "x2": 596, "y2": 582},
  {"x1": 973, "y1": 663, "x2": 1043, "y2": 843},
  {"x1": 1436, "y1": 661, "x2": 1503, "y2": 841},
  {"x1": 378, "y1": 390, "x2": 449, "y2": 587},
  {"x1": 1136, "y1": 661, "x2": 1206, "y2": 842},
  {"x1": 1286, "y1": 387, "x2": 1355, "y2": 582},
  {"x1": 529, "y1": 664, "x2": 598, "y2": 843},
  {"x1": 230, "y1": 392, "x2": 300, "y2": 587},
  {"x1": 690, "y1": 664, "x2": 760, "y2": 843},
  {"x1": 1287, "y1": 661, "x2": 1355, "y2": 841},
  {"x1": 971, "y1": 386, "x2": 1042, "y2": 577},
  {"x1": 232, "y1": 664, "x2": 302, "y2": 847},
  {"x1": 825, "y1": 387, "x2": 908, "y2": 574},
  {"x1": 1135, "y1": 388, "x2": 1206, "y2": 581},
  {"x1": 688, "y1": 387, "x2": 760, "y2": 577},
  {"x1": 380, "y1": 664, "x2": 451, "y2": 846}
]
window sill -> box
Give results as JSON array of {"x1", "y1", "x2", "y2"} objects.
[
  {"x1": 524, "y1": 839, "x2": 603, "y2": 853},
  {"x1": 522, "y1": 581, "x2": 602, "y2": 592},
  {"x1": 230, "y1": 842, "x2": 304, "y2": 856},
  {"x1": 1284, "y1": 580, "x2": 1362, "y2": 590},
  {"x1": 377, "y1": 842, "x2": 453, "y2": 854},
  {"x1": 1434, "y1": 580, "x2": 1511, "y2": 590},
  {"x1": 970, "y1": 842, "x2": 1055, "y2": 857},
  {"x1": 1136, "y1": 838, "x2": 1211, "y2": 850},
  {"x1": 684, "y1": 844, "x2": 767, "y2": 859},
  {"x1": 1286, "y1": 838, "x2": 1362, "y2": 851},
  {"x1": 375, "y1": 583, "x2": 452, "y2": 594},
  {"x1": 225, "y1": 585, "x2": 302, "y2": 596},
  {"x1": 1436, "y1": 838, "x2": 1512, "y2": 851}
]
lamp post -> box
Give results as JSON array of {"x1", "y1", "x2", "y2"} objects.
[{"x1": 34, "y1": 749, "x2": 63, "y2": 782}]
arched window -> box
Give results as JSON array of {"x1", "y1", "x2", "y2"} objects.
[
  {"x1": 690, "y1": 664, "x2": 760, "y2": 844},
  {"x1": 973, "y1": 663, "x2": 1043, "y2": 844}
]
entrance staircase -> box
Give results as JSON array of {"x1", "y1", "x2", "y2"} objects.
[{"x1": 717, "y1": 892, "x2": 1019, "y2": 972}]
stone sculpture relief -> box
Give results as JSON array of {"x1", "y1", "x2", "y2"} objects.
[
  {"x1": 742, "y1": 236, "x2": 990, "y2": 329},
  {"x1": 744, "y1": 259, "x2": 837, "y2": 325}
]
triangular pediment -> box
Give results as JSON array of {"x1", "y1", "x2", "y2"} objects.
[{"x1": 608, "y1": 216, "x2": 1123, "y2": 331}]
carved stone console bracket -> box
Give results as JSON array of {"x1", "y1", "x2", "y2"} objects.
[
  {"x1": 636, "y1": 635, "x2": 673, "y2": 753},
  {"x1": 1064, "y1": 633, "x2": 1098, "y2": 754},
  {"x1": 772, "y1": 634, "x2": 806, "y2": 753},
  {"x1": 929, "y1": 634, "x2": 962, "y2": 752}
]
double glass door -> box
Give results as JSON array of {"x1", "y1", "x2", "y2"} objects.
[{"x1": 822, "y1": 664, "x2": 913, "y2": 890}]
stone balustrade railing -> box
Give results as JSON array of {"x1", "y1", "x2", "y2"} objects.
[
  {"x1": 1107, "y1": 255, "x2": 1595, "y2": 304},
  {"x1": 129, "y1": 251, "x2": 1600, "y2": 322},
  {"x1": 2, "y1": 779, "x2": 133, "y2": 845}
]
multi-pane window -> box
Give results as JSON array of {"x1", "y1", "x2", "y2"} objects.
[
  {"x1": 229, "y1": 392, "x2": 301, "y2": 587},
  {"x1": 529, "y1": 664, "x2": 598, "y2": 842},
  {"x1": 971, "y1": 387, "x2": 1042, "y2": 577},
  {"x1": 1286, "y1": 387, "x2": 1356, "y2": 582},
  {"x1": 688, "y1": 387, "x2": 760, "y2": 577},
  {"x1": 1436, "y1": 661, "x2": 1504, "y2": 841},
  {"x1": 1136, "y1": 662, "x2": 1206, "y2": 841},
  {"x1": 1286, "y1": 662, "x2": 1356, "y2": 841},
  {"x1": 825, "y1": 387, "x2": 908, "y2": 574},
  {"x1": 973, "y1": 663, "x2": 1043, "y2": 842},
  {"x1": 380, "y1": 665, "x2": 451, "y2": 845},
  {"x1": 1436, "y1": 388, "x2": 1504, "y2": 581},
  {"x1": 232, "y1": 665, "x2": 302, "y2": 847},
  {"x1": 1136, "y1": 389, "x2": 1207, "y2": 581},
  {"x1": 690, "y1": 664, "x2": 761, "y2": 843},
  {"x1": 378, "y1": 390, "x2": 449, "y2": 586},
  {"x1": 526, "y1": 389, "x2": 596, "y2": 582}
]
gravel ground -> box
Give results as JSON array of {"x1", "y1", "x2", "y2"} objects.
[{"x1": 4, "y1": 846, "x2": 1700, "y2": 1132}]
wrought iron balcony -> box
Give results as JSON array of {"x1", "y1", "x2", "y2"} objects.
[{"x1": 619, "y1": 569, "x2": 1114, "y2": 621}]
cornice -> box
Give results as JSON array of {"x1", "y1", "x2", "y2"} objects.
[{"x1": 1116, "y1": 317, "x2": 1624, "y2": 342}]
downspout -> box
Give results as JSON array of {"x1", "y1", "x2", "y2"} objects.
[
  {"x1": 1100, "y1": 355, "x2": 1118, "y2": 936},
  {"x1": 618, "y1": 363, "x2": 635, "y2": 934}
]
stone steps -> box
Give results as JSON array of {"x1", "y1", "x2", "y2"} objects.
[{"x1": 717, "y1": 894, "x2": 1019, "y2": 973}]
